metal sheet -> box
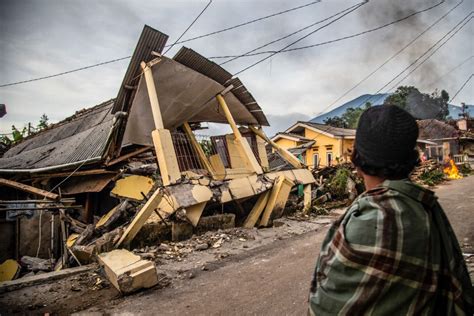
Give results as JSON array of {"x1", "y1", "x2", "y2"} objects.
[
  {"x1": 0, "y1": 101, "x2": 115, "y2": 172},
  {"x1": 122, "y1": 57, "x2": 260, "y2": 147},
  {"x1": 113, "y1": 25, "x2": 169, "y2": 114}
]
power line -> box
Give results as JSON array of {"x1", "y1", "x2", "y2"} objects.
[
  {"x1": 0, "y1": 1, "x2": 321, "y2": 88},
  {"x1": 450, "y1": 73, "x2": 473, "y2": 102},
  {"x1": 0, "y1": 56, "x2": 132, "y2": 88},
  {"x1": 315, "y1": 0, "x2": 458, "y2": 117},
  {"x1": 173, "y1": 0, "x2": 322, "y2": 46},
  {"x1": 210, "y1": 0, "x2": 447, "y2": 60},
  {"x1": 219, "y1": 2, "x2": 361, "y2": 66},
  {"x1": 424, "y1": 55, "x2": 474, "y2": 89},
  {"x1": 163, "y1": 0, "x2": 213, "y2": 55},
  {"x1": 387, "y1": 16, "x2": 473, "y2": 91},
  {"x1": 355, "y1": 12, "x2": 473, "y2": 109},
  {"x1": 233, "y1": 1, "x2": 367, "y2": 76}
]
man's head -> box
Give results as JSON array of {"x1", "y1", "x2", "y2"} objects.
[{"x1": 352, "y1": 105, "x2": 419, "y2": 179}]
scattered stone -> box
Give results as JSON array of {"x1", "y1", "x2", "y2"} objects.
[
  {"x1": 272, "y1": 219, "x2": 286, "y2": 228},
  {"x1": 195, "y1": 243, "x2": 209, "y2": 251}
]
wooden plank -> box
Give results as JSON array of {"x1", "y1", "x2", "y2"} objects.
[
  {"x1": 31, "y1": 169, "x2": 117, "y2": 180},
  {"x1": 152, "y1": 129, "x2": 181, "y2": 186},
  {"x1": 243, "y1": 191, "x2": 270, "y2": 228},
  {"x1": 209, "y1": 154, "x2": 225, "y2": 180},
  {"x1": 183, "y1": 122, "x2": 215, "y2": 177},
  {"x1": 141, "y1": 61, "x2": 164, "y2": 130},
  {"x1": 216, "y1": 94, "x2": 263, "y2": 175},
  {"x1": 111, "y1": 175, "x2": 154, "y2": 201},
  {"x1": 225, "y1": 134, "x2": 247, "y2": 169},
  {"x1": 0, "y1": 178, "x2": 59, "y2": 200},
  {"x1": 249, "y1": 126, "x2": 304, "y2": 169},
  {"x1": 185, "y1": 202, "x2": 207, "y2": 227},
  {"x1": 259, "y1": 176, "x2": 294, "y2": 227},
  {"x1": 116, "y1": 189, "x2": 164, "y2": 247},
  {"x1": 105, "y1": 146, "x2": 152, "y2": 166},
  {"x1": 256, "y1": 134, "x2": 269, "y2": 171}
]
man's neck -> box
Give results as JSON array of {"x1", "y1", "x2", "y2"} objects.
[{"x1": 363, "y1": 174, "x2": 386, "y2": 191}]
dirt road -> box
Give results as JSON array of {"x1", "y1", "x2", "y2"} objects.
[
  {"x1": 435, "y1": 176, "x2": 474, "y2": 252},
  {"x1": 82, "y1": 177, "x2": 473, "y2": 316}
]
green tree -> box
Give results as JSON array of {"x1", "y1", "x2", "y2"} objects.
[
  {"x1": 37, "y1": 114, "x2": 49, "y2": 130},
  {"x1": 383, "y1": 86, "x2": 417, "y2": 109},
  {"x1": 384, "y1": 86, "x2": 449, "y2": 120},
  {"x1": 324, "y1": 103, "x2": 371, "y2": 129},
  {"x1": 323, "y1": 116, "x2": 347, "y2": 128}
]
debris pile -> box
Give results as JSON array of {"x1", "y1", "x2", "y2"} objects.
[{"x1": 308, "y1": 163, "x2": 362, "y2": 211}]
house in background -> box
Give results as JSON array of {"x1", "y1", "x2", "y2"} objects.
[
  {"x1": 271, "y1": 121, "x2": 355, "y2": 168},
  {"x1": 417, "y1": 119, "x2": 461, "y2": 163}
]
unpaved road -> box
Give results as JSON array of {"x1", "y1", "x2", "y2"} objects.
[
  {"x1": 435, "y1": 176, "x2": 474, "y2": 252},
  {"x1": 81, "y1": 176, "x2": 474, "y2": 316},
  {"x1": 84, "y1": 226, "x2": 329, "y2": 316}
]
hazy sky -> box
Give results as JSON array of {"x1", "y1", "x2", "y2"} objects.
[{"x1": 0, "y1": 0, "x2": 472, "y2": 136}]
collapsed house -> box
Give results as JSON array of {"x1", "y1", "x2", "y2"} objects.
[
  {"x1": 417, "y1": 118, "x2": 474, "y2": 165},
  {"x1": 0, "y1": 26, "x2": 315, "y2": 278}
]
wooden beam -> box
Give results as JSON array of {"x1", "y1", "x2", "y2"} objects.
[
  {"x1": 0, "y1": 178, "x2": 59, "y2": 200},
  {"x1": 243, "y1": 191, "x2": 270, "y2": 228},
  {"x1": 209, "y1": 154, "x2": 225, "y2": 180},
  {"x1": 259, "y1": 176, "x2": 294, "y2": 227},
  {"x1": 249, "y1": 126, "x2": 304, "y2": 169},
  {"x1": 140, "y1": 61, "x2": 164, "y2": 130},
  {"x1": 116, "y1": 189, "x2": 164, "y2": 247},
  {"x1": 105, "y1": 146, "x2": 152, "y2": 166},
  {"x1": 216, "y1": 94, "x2": 263, "y2": 175},
  {"x1": 32, "y1": 169, "x2": 117, "y2": 180},
  {"x1": 185, "y1": 202, "x2": 207, "y2": 227},
  {"x1": 152, "y1": 129, "x2": 181, "y2": 186},
  {"x1": 183, "y1": 122, "x2": 215, "y2": 177}
]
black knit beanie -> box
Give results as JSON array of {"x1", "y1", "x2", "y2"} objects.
[{"x1": 355, "y1": 105, "x2": 419, "y2": 167}]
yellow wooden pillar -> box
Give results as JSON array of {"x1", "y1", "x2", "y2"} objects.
[
  {"x1": 141, "y1": 60, "x2": 180, "y2": 186},
  {"x1": 249, "y1": 125, "x2": 304, "y2": 169},
  {"x1": 183, "y1": 122, "x2": 215, "y2": 177},
  {"x1": 216, "y1": 94, "x2": 263, "y2": 175}
]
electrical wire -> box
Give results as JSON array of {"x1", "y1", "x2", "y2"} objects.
[
  {"x1": 424, "y1": 55, "x2": 474, "y2": 89},
  {"x1": 210, "y1": 0, "x2": 447, "y2": 60},
  {"x1": 219, "y1": 2, "x2": 361, "y2": 66},
  {"x1": 233, "y1": 1, "x2": 367, "y2": 76},
  {"x1": 163, "y1": 0, "x2": 213, "y2": 55},
  {"x1": 315, "y1": 0, "x2": 459, "y2": 117},
  {"x1": 173, "y1": 0, "x2": 322, "y2": 46},
  {"x1": 0, "y1": 56, "x2": 132, "y2": 88},
  {"x1": 0, "y1": 1, "x2": 321, "y2": 88},
  {"x1": 387, "y1": 16, "x2": 473, "y2": 91},
  {"x1": 353, "y1": 12, "x2": 473, "y2": 110},
  {"x1": 449, "y1": 73, "x2": 473, "y2": 102}
]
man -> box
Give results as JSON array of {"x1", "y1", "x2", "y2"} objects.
[{"x1": 309, "y1": 105, "x2": 473, "y2": 315}]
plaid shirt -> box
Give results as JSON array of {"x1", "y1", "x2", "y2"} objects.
[{"x1": 309, "y1": 179, "x2": 473, "y2": 315}]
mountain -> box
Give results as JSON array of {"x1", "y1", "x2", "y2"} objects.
[
  {"x1": 311, "y1": 93, "x2": 473, "y2": 123},
  {"x1": 311, "y1": 94, "x2": 390, "y2": 123}
]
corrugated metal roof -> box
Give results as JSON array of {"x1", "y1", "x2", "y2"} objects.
[
  {"x1": 225, "y1": 77, "x2": 269, "y2": 126},
  {"x1": 113, "y1": 25, "x2": 169, "y2": 114},
  {"x1": 173, "y1": 47, "x2": 232, "y2": 85},
  {"x1": 0, "y1": 100, "x2": 116, "y2": 173}
]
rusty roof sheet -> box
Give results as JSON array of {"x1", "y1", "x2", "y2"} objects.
[
  {"x1": 113, "y1": 25, "x2": 169, "y2": 114},
  {"x1": 0, "y1": 100, "x2": 116, "y2": 173},
  {"x1": 173, "y1": 47, "x2": 232, "y2": 85}
]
